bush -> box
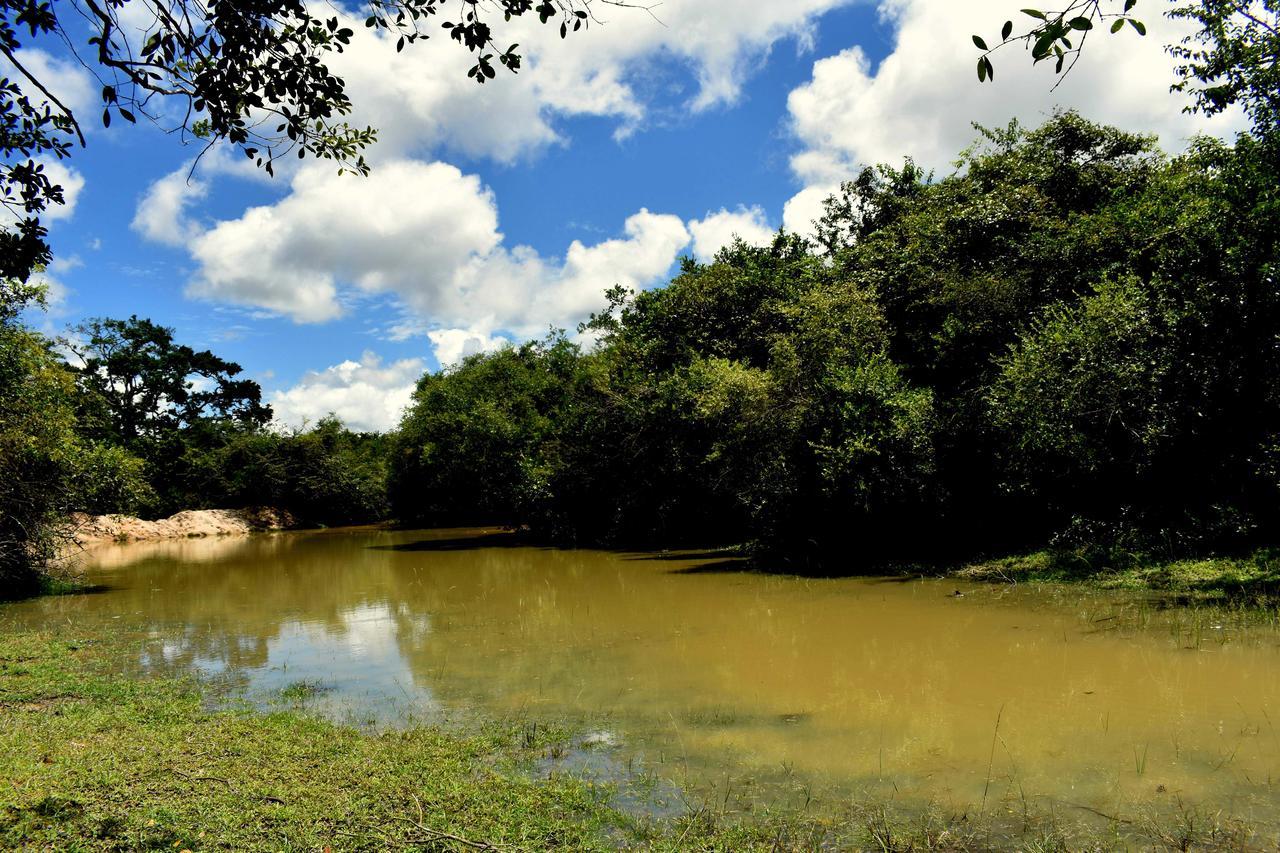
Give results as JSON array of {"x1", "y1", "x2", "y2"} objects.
[
  {"x1": 0, "y1": 320, "x2": 78, "y2": 598},
  {"x1": 68, "y1": 443, "x2": 157, "y2": 516}
]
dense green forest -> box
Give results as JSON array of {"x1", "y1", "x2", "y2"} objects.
[{"x1": 391, "y1": 111, "x2": 1280, "y2": 571}]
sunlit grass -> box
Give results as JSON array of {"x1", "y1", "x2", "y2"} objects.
[{"x1": 958, "y1": 548, "x2": 1280, "y2": 602}]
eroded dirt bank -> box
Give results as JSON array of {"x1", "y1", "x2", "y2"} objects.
[{"x1": 69, "y1": 507, "x2": 297, "y2": 548}]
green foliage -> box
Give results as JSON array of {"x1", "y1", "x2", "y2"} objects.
[
  {"x1": 70, "y1": 315, "x2": 272, "y2": 445},
  {"x1": 213, "y1": 418, "x2": 391, "y2": 526},
  {"x1": 391, "y1": 111, "x2": 1280, "y2": 569},
  {"x1": 124, "y1": 417, "x2": 390, "y2": 527},
  {"x1": 1169, "y1": 0, "x2": 1280, "y2": 139},
  {"x1": 390, "y1": 335, "x2": 583, "y2": 527},
  {"x1": 987, "y1": 276, "x2": 1183, "y2": 551},
  {"x1": 0, "y1": 313, "x2": 77, "y2": 598},
  {"x1": 50, "y1": 316, "x2": 387, "y2": 527},
  {"x1": 0, "y1": 277, "x2": 46, "y2": 321},
  {"x1": 67, "y1": 442, "x2": 156, "y2": 517},
  {"x1": 394, "y1": 237, "x2": 938, "y2": 562}
]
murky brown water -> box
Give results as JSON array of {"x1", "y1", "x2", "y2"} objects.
[{"x1": 7, "y1": 527, "x2": 1280, "y2": 826}]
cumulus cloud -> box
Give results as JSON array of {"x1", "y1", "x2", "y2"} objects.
[
  {"x1": 783, "y1": 0, "x2": 1250, "y2": 233},
  {"x1": 185, "y1": 160, "x2": 501, "y2": 323},
  {"x1": 427, "y1": 328, "x2": 511, "y2": 369},
  {"x1": 317, "y1": 0, "x2": 857, "y2": 164},
  {"x1": 132, "y1": 167, "x2": 209, "y2": 247},
  {"x1": 269, "y1": 351, "x2": 425, "y2": 432},
  {"x1": 132, "y1": 148, "x2": 272, "y2": 247},
  {"x1": 441, "y1": 207, "x2": 690, "y2": 339},
  {"x1": 166, "y1": 157, "x2": 691, "y2": 355},
  {"x1": 688, "y1": 206, "x2": 775, "y2": 261}
]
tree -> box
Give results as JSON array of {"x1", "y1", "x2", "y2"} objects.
[
  {"x1": 70, "y1": 315, "x2": 271, "y2": 445},
  {"x1": 1168, "y1": 0, "x2": 1280, "y2": 137},
  {"x1": 390, "y1": 334, "x2": 582, "y2": 526},
  {"x1": 0, "y1": 292, "x2": 78, "y2": 597},
  {"x1": 1, "y1": 0, "x2": 637, "y2": 282}
]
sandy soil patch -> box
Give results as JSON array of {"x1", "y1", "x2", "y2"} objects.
[{"x1": 69, "y1": 507, "x2": 297, "y2": 548}]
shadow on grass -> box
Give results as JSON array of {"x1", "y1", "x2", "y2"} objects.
[{"x1": 1147, "y1": 578, "x2": 1280, "y2": 608}]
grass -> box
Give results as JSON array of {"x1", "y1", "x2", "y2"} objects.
[
  {"x1": 0, "y1": 630, "x2": 620, "y2": 850},
  {"x1": 953, "y1": 548, "x2": 1280, "y2": 602},
  {"x1": 2, "y1": 621, "x2": 1277, "y2": 850}
]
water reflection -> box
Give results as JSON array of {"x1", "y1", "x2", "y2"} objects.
[{"x1": 8, "y1": 527, "x2": 1280, "y2": 824}]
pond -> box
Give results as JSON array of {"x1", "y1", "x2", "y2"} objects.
[{"x1": 7, "y1": 527, "x2": 1280, "y2": 830}]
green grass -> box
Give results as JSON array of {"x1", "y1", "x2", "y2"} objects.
[
  {"x1": 954, "y1": 548, "x2": 1280, "y2": 601},
  {"x1": 0, "y1": 632, "x2": 619, "y2": 850}
]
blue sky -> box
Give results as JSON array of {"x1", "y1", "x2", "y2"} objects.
[{"x1": 22, "y1": 0, "x2": 1246, "y2": 430}]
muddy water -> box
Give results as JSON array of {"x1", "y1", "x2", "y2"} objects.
[{"x1": 8, "y1": 528, "x2": 1280, "y2": 824}]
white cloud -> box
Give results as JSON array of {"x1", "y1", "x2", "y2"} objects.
[
  {"x1": 269, "y1": 351, "x2": 425, "y2": 432},
  {"x1": 688, "y1": 206, "x2": 775, "y2": 261},
  {"x1": 132, "y1": 167, "x2": 209, "y2": 247},
  {"x1": 441, "y1": 207, "x2": 690, "y2": 339},
  {"x1": 782, "y1": 183, "x2": 837, "y2": 237},
  {"x1": 132, "y1": 148, "x2": 271, "y2": 247},
  {"x1": 783, "y1": 0, "x2": 1251, "y2": 233},
  {"x1": 318, "y1": 0, "x2": 858, "y2": 164},
  {"x1": 185, "y1": 160, "x2": 501, "y2": 323},
  {"x1": 170, "y1": 157, "x2": 690, "y2": 341},
  {"x1": 427, "y1": 328, "x2": 511, "y2": 369}
]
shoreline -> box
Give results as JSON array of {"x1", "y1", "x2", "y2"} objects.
[
  {"x1": 67, "y1": 507, "x2": 300, "y2": 550},
  {"x1": 61, "y1": 515, "x2": 1280, "y2": 604}
]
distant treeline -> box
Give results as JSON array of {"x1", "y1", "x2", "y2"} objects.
[{"x1": 390, "y1": 112, "x2": 1280, "y2": 570}]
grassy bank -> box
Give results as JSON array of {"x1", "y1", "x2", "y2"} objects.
[
  {"x1": 2, "y1": 621, "x2": 1276, "y2": 850},
  {"x1": 953, "y1": 548, "x2": 1280, "y2": 602},
  {"x1": 0, "y1": 631, "x2": 608, "y2": 850}
]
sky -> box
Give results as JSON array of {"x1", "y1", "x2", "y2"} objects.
[{"x1": 17, "y1": 0, "x2": 1247, "y2": 431}]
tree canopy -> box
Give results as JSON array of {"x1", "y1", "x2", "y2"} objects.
[
  {"x1": 391, "y1": 110, "x2": 1280, "y2": 569},
  {"x1": 70, "y1": 315, "x2": 271, "y2": 444}
]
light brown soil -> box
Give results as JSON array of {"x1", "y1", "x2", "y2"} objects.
[{"x1": 69, "y1": 507, "x2": 297, "y2": 548}]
